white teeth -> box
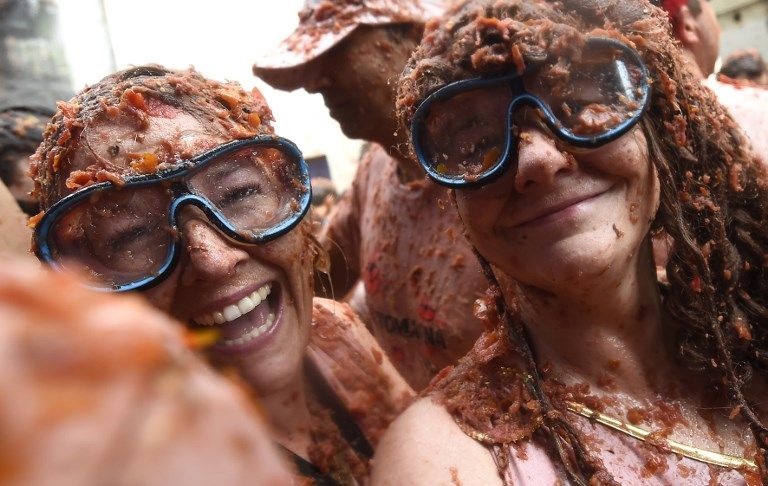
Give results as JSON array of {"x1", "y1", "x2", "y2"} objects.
[
  {"x1": 258, "y1": 285, "x2": 270, "y2": 300},
  {"x1": 223, "y1": 312, "x2": 276, "y2": 346},
  {"x1": 223, "y1": 304, "x2": 242, "y2": 322},
  {"x1": 193, "y1": 283, "x2": 273, "y2": 327},
  {"x1": 238, "y1": 296, "x2": 256, "y2": 315},
  {"x1": 249, "y1": 290, "x2": 263, "y2": 308}
]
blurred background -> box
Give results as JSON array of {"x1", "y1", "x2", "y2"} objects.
[
  {"x1": 1, "y1": 0, "x2": 766, "y2": 192},
  {"x1": 714, "y1": 0, "x2": 768, "y2": 62}
]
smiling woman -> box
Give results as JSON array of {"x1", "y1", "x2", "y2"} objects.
[
  {"x1": 372, "y1": 0, "x2": 768, "y2": 485},
  {"x1": 30, "y1": 65, "x2": 412, "y2": 485}
]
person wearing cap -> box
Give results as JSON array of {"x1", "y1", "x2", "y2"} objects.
[
  {"x1": 657, "y1": 0, "x2": 768, "y2": 161},
  {"x1": 254, "y1": 0, "x2": 488, "y2": 390}
]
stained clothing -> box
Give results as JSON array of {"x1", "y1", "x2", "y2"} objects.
[
  {"x1": 303, "y1": 298, "x2": 414, "y2": 483},
  {"x1": 489, "y1": 421, "x2": 752, "y2": 485},
  {"x1": 320, "y1": 144, "x2": 487, "y2": 389},
  {"x1": 430, "y1": 328, "x2": 756, "y2": 485}
]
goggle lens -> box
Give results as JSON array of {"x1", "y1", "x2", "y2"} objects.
[
  {"x1": 48, "y1": 187, "x2": 173, "y2": 287},
  {"x1": 422, "y1": 84, "x2": 513, "y2": 180},
  {"x1": 187, "y1": 145, "x2": 306, "y2": 234},
  {"x1": 525, "y1": 41, "x2": 646, "y2": 136}
]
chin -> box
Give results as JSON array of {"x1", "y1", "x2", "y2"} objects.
[
  {"x1": 238, "y1": 349, "x2": 305, "y2": 396},
  {"x1": 208, "y1": 304, "x2": 309, "y2": 396},
  {"x1": 337, "y1": 123, "x2": 370, "y2": 141},
  {"x1": 334, "y1": 112, "x2": 379, "y2": 141},
  {"x1": 493, "y1": 227, "x2": 635, "y2": 290}
]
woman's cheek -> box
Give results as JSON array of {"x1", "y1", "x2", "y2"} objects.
[
  {"x1": 143, "y1": 272, "x2": 182, "y2": 313},
  {"x1": 457, "y1": 192, "x2": 504, "y2": 244}
]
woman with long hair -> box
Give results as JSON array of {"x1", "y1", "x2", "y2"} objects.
[{"x1": 373, "y1": 0, "x2": 768, "y2": 484}]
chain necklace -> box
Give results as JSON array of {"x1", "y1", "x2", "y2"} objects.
[{"x1": 566, "y1": 400, "x2": 758, "y2": 472}]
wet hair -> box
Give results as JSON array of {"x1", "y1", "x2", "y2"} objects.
[
  {"x1": 31, "y1": 65, "x2": 275, "y2": 210},
  {"x1": 720, "y1": 49, "x2": 767, "y2": 82},
  {"x1": 0, "y1": 106, "x2": 52, "y2": 187},
  {"x1": 398, "y1": 0, "x2": 768, "y2": 483}
]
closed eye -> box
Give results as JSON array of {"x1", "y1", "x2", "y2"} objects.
[
  {"x1": 107, "y1": 225, "x2": 152, "y2": 251},
  {"x1": 219, "y1": 184, "x2": 262, "y2": 207}
]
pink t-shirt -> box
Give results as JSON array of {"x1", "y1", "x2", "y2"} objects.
[{"x1": 321, "y1": 144, "x2": 487, "y2": 389}]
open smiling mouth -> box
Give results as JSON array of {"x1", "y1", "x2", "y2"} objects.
[{"x1": 191, "y1": 282, "x2": 283, "y2": 348}]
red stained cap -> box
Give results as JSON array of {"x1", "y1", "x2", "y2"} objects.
[{"x1": 253, "y1": 0, "x2": 444, "y2": 91}]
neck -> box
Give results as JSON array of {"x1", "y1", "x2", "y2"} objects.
[
  {"x1": 502, "y1": 238, "x2": 679, "y2": 401},
  {"x1": 377, "y1": 129, "x2": 424, "y2": 184},
  {"x1": 259, "y1": 374, "x2": 313, "y2": 458},
  {"x1": 371, "y1": 118, "x2": 424, "y2": 184}
]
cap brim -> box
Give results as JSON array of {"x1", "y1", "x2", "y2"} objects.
[
  {"x1": 253, "y1": 11, "x2": 409, "y2": 91},
  {"x1": 253, "y1": 24, "x2": 357, "y2": 91}
]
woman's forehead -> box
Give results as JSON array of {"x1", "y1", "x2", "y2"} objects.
[
  {"x1": 55, "y1": 102, "x2": 227, "y2": 199},
  {"x1": 74, "y1": 106, "x2": 225, "y2": 173}
]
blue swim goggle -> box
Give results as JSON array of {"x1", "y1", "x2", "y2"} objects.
[
  {"x1": 34, "y1": 135, "x2": 311, "y2": 292},
  {"x1": 411, "y1": 38, "x2": 651, "y2": 188}
]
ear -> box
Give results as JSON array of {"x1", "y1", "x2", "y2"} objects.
[{"x1": 675, "y1": 5, "x2": 701, "y2": 48}]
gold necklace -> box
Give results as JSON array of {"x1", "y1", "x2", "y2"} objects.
[{"x1": 566, "y1": 401, "x2": 758, "y2": 472}]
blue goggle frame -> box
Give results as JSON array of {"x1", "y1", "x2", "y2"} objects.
[
  {"x1": 33, "y1": 135, "x2": 311, "y2": 293},
  {"x1": 411, "y1": 37, "x2": 652, "y2": 188}
]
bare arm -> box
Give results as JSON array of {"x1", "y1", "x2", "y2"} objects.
[
  {"x1": 308, "y1": 298, "x2": 414, "y2": 445},
  {"x1": 371, "y1": 397, "x2": 503, "y2": 486}
]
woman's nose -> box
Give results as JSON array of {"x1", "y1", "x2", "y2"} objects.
[
  {"x1": 512, "y1": 127, "x2": 574, "y2": 193},
  {"x1": 179, "y1": 218, "x2": 249, "y2": 285}
]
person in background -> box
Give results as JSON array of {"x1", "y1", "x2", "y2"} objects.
[
  {"x1": 657, "y1": 0, "x2": 768, "y2": 159},
  {"x1": 657, "y1": 0, "x2": 720, "y2": 79},
  {"x1": 0, "y1": 106, "x2": 52, "y2": 215},
  {"x1": 0, "y1": 258, "x2": 293, "y2": 486},
  {"x1": 254, "y1": 0, "x2": 488, "y2": 390},
  {"x1": 720, "y1": 49, "x2": 768, "y2": 87}
]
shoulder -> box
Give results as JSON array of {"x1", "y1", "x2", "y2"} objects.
[
  {"x1": 309, "y1": 298, "x2": 414, "y2": 443},
  {"x1": 310, "y1": 298, "x2": 387, "y2": 359},
  {"x1": 371, "y1": 396, "x2": 502, "y2": 486},
  {"x1": 310, "y1": 298, "x2": 411, "y2": 400},
  {"x1": 322, "y1": 146, "x2": 392, "y2": 231},
  {"x1": 707, "y1": 78, "x2": 768, "y2": 123},
  {"x1": 355, "y1": 143, "x2": 397, "y2": 185}
]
